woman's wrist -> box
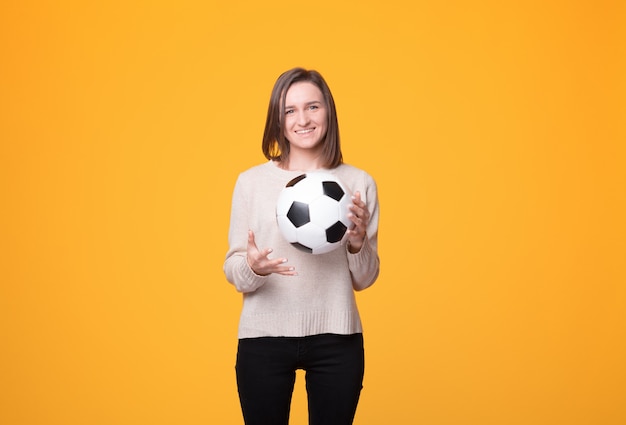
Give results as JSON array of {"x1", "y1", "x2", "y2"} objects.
[{"x1": 347, "y1": 234, "x2": 365, "y2": 254}]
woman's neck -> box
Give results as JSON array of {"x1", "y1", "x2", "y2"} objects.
[{"x1": 278, "y1": 154, "x2": 325, "y2": 172}]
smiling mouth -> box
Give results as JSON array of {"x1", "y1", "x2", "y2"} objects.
[{"x1": 295, "y1": 128, "x2": 315, "y2": 134}]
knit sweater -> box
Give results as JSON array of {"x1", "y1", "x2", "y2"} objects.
[{"x1": 224, "y1": 160, "x2": 380, "y2": 339}]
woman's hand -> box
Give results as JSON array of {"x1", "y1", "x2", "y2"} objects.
[
  {"x1": 347, "y1": 191, "x2": 370, "y2": 253},
  {"x1": 246, "y1": 230, "x2": 297, "y2": 276}
]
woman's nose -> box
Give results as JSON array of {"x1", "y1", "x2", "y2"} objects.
[{"x1": 296, "y1": 110, "x2": 310, "y2": 125}]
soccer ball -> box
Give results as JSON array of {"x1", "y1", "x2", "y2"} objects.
[{"x1": 276, "y1": 171, "x2": 354, "y2": 254}]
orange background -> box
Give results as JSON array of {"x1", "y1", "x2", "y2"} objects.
[{"x1": 1, "y1": 1, "x2": 625, "y2": 424}]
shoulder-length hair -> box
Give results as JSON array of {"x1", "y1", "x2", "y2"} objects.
[{"x1": 262, "y1": 68, "x2": 343, "y2": 168}]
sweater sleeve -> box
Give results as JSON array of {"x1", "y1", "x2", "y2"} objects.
[
  {"x1": 223, "y1": 175, "x2": 269, "y2": 293},
  {"x1": 347, "y1": 172, "x2": 380, "y2": 291}
]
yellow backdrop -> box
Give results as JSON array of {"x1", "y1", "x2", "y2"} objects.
[{"x1": 1, "y1": 1, "x2": 625, "y2": 424}]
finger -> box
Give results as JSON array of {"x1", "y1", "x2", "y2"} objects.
[
  {"x1": 349, "y1": 224, "x2": 365, "y2": 237},
  {"x1": 247, "y1": 230, "x2": 258, "y2": 250},
  {"x1": 351, "y1": 191, "x2": 366, "y2": 207},
  {"x1": 247, "y1": 230, "x2": 297, "y2": 276},
  {"x1": 350, "y1": 194, "x2": 370, "y2": 222},
  {"x1": 276, "y1": 260, "x2": 297, "y2": 274},
  {"x1": 275, "y1": 263, "x2": 298, "y2": 276},
  {"x1": 348, "y1": 213, "x2": 367, "y2": 238},
  {"x1": 260, "y1": 260, "x2": 297, "y2": 277},
  {"x1": 350, "y1": 193, "x2": 368, "y2": 217},
  {"x1": 248, "y1": 230, "x2": 273, "y2": 257},
  {"x1": 349, "y1": 207, "x2": 368, "y2": 223},
  {"x1": 348, "y1": 212, "x2": 362, "y2": 227},
  {"x1": 349, "y1": 207, "x2": 369, "y2": 227}
]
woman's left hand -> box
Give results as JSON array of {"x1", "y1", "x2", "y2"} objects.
[{"x1": 347, "y1": 191, "x2": 370, "y2": 253}]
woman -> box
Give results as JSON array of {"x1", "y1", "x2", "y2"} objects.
[{"x1": 224, "y1": 67, "x2": 380, "y2": 425}]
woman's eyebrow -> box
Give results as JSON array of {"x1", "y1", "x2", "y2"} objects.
[{"x1": 284, "y1": 100, "x2": 322, "y2": 109}]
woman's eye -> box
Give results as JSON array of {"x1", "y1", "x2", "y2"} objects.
[
  {"x1": 309, "y1": 105, "x2": 318, "y2": 110},
  {"x1": 285, "y1": 109, "x2": 294, "y2": 115}
]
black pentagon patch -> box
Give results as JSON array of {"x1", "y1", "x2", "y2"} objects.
[
  {"x1": 287, "y1": 201, "x2": 310, "y2": 227},
  {"x1": 286, "y1": 174, "x2": 307, "y2": 187},
  {"x1": 322, "y1": 181, "x2": 344, "y2": 201},
  {"x1": 291, "y1": 242, "x2": 313, "y2": 253},
  {"x1": 326, "y1": 221, "x2": 348, "y2": 243}
]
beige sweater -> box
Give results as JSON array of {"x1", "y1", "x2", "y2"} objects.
[{"x1": 224, "y1": 161, "x2": 380, "y2": 339}]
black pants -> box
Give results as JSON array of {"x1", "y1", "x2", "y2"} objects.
[{"x1": 235, "y1": 333, "x2": 365, "y2": 425}]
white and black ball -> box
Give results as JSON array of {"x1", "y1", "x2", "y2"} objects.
[{"x1": 276, "y1": 172, "x2": 353, "y2": 254}]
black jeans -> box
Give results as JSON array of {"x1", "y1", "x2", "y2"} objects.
[{"x1": 235, "y1": 333, "x2": 365, "y2": 425}]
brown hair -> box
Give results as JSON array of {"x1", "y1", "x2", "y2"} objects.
[{"x1": 262, "y1": 68, "x2": 343, "y2": 168}]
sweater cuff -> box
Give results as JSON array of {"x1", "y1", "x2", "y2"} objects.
[
  {"x1": 346, "y1": 236, "x2": 379, "y2": 291},
  {"x1": 346, "y1": 236, "x2": 372, "y2": 263},
  {"x1": 236, "y1": 255, "x2": 269, "y2": 293}
]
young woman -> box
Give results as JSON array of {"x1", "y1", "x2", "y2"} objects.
[{"x1": 224, "y1": 67, "x2": 380, "y2": 425}]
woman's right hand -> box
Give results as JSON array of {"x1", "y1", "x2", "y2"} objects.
[{"x1": 246, "y1": 230, "x2": 297, "y2": 276}]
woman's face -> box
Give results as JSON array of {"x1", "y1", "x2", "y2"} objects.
[{"x1": 282, "y1": 81, "x2": 328, "y2": 156}]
